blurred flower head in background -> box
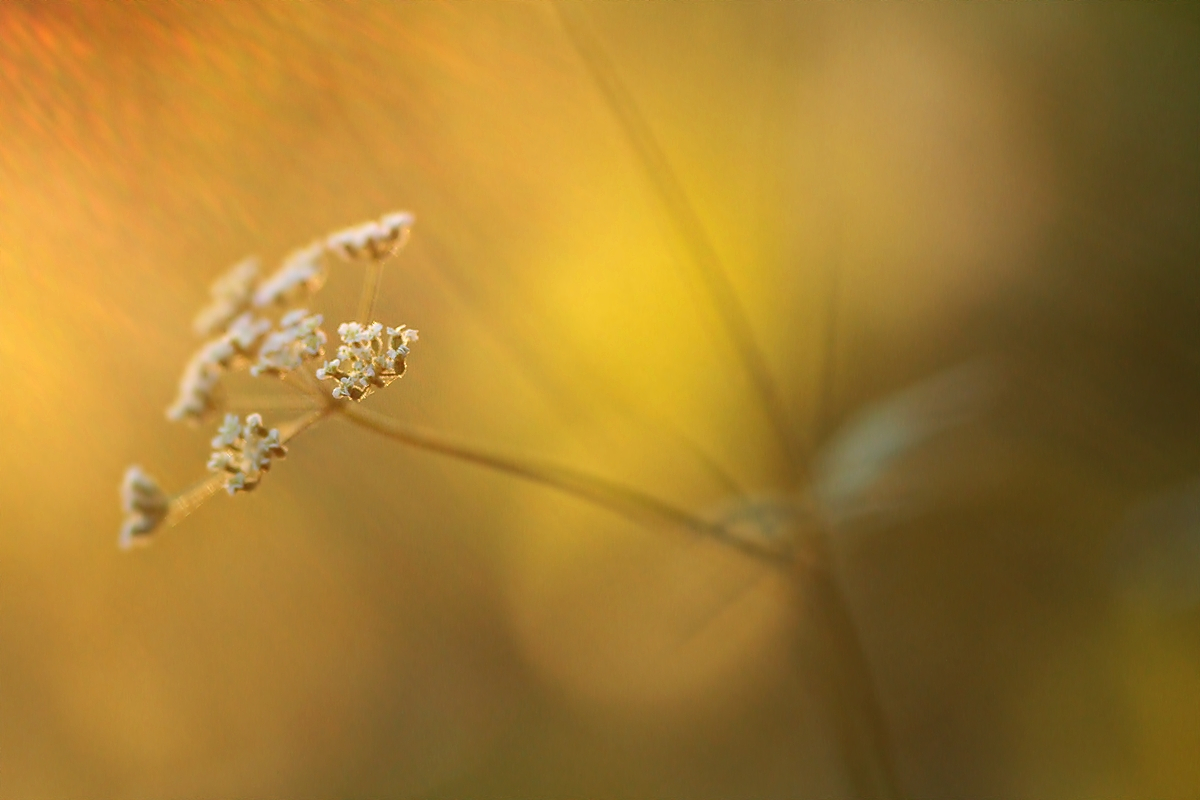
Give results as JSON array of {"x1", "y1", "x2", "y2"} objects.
[{"x1": 3, "y1": 3, "x2": 1200, "y2": 798}]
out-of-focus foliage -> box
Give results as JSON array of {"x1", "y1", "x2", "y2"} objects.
[{"x1": 2, "y1": 3, "x2": 1199, "y2": 797}]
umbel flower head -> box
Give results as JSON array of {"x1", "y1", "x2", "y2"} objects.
[
  {"x1": 119, "y1": 466, "x2": 169, "y2": 550},
  {"x1": 207, "y1": 413, "x2": 287, "y2": 494},
  {"x1": 253, "y1": 242, "x2": 327, "y2": 309},
  {"x1": 251, "y1": 310, "x2": 326, "y2": 377},
  {"x1": 124, "y1": 211, "x2": 421, "y2": 547},
  {"x1": 326, "y1": 211, "x2": 414, "y2": 261},
  {"x1": 167, "y1": 312, "x2": 273, "y2": 422},
  {"x1": 192, "y1": 256, "x2": 260, "y2": 337},
  {"x1": 316, "y1": 322, "x2": 418, "y2": 401}
]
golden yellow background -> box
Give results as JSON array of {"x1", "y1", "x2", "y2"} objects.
[{"x1": 2, "y1": 2, "x2": 1199, "y2": 797}]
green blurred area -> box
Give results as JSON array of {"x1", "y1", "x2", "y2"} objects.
[{"x1": 2, "y1": 2, "x2": 1200, "y2": 797}]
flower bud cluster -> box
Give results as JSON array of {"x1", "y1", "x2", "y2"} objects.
[
  {"x1": 206, "y1": 413, "x2": 287, "y2": 494},
  {"x1": 316, "y1": 322, "x2": 418, "y2": 401},
  {"x1": 326, "y1": 211, "x2": 414, "y2": 261},
  {"x1": 251, "y1": 310, "x2": 326, "y2": 377},
  {"x1": 119, "y1": 465, "x2": 169, "y2": 549}
]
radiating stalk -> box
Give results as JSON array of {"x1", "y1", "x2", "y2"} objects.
[
  {"x1": 811, "y1": 236, "x2": 843, "y2": 454},
  {"x1": 357, "y1": 259, "x2": 385, "y2": 322}
]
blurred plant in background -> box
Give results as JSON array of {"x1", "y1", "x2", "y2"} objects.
[{"x1": 4, "y1": 3, "x2": 1200, "y2": 798}]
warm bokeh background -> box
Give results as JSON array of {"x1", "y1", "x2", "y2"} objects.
[{"x1": 2, "y1": 2, "x2": 1200, "y2": 797}]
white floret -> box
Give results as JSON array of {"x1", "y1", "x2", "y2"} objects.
[
  {"x1": 193, "y1": 257, "x2": 260, "y2": 337},
  {"x1": 250, "y1": 311, "x2": 326, "y2": 377},
  {"x1": 316, "y1": 320, "x2": 416, "y2": 401},
  {"x1": 119, "y1": 465, "x2": 170, "y2": 549},
  {"x1": 252, "y1": 243, "x2": 327, "y2": 309},
  {"x1": 326, "y1": 211, "x2": 414, "y2": 261},
  {"x1": 206, "y1": 413, "x2": 288, "y2": 495}
]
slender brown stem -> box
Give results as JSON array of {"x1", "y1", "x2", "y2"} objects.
[
  {"x1": 227, "y1": 394, "x2": 322, "y2": 411},
  {"x1": 335, "y1": 403, "x2": 792, "y2": 567}
]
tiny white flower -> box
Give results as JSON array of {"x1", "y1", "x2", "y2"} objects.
[
  {"x1": 317, "y1": 319, "x2": 416, "y2": 401},
  {"x1": 167, "y1": 338, "x2": 228, "y2": 422},
  {"x1": 251, "y1": 311, "x2": 327, "y2": 377},
  {"x1": 326, "y1": 211, "x2": 415, "y2": 261},
  {"x1": 207, "y1": 451, "x2": 235, "y2": 472},
  {"x1": 119, "y1": 466, "x2": 170, "y2": 549},
  {"x1": 193, "y1": 257, "x2": 260, "y2": 338},
  {"x1": 252, "y1": 242, "x2": 327, "y2": 309},
  {"x1": 207, "y1": 413, "x2": 288, "y2": 495},
  {"x1": 211, "y1": 413, "x2": 241, "y2": 449}
]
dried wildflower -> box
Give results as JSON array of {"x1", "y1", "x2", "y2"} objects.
[
  {"x1": 206, "y1": 413, "x2": 287, "y2": 494},
  {"x1": 193, "y1": 257, "x2": 260, "y2": 337},
  {"x1": 129, "y1": 211, "x2": 422, "y2": 545},
  {"x1": 253, "y1": 242, "x2": 327, "y2": 309},
  {"x1": 326, "y1": 211, "x2": 414, "y2": 261},
  {"x1": 250, "y1": 310, "x2": 326, "y2": 377},
  {"x1": 119, "y1": 465, "x2": 169, "y2": 549},
  {"x1": 316, "y1": 321, "x2": 417, "y2": 401}
]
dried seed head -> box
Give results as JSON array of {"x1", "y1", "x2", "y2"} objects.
[
  {"x1": 253, "y1": 242, "x2": 327, "y2": 309},
  {"x1": 250, "y1": 310, "x2": 327, "y2": 377},
  {"x1": 206, "y1": 413, "x2": 288, "y2": 495},
  {"x1": 193, "y1": 257, "x2": 261, "y2": 337},
  {"x1": 326, "y1": 211, "x2": 414, "y2": 261},
  {"x1": 316, "y1": 321, "x2": 417, "y2": 401},
  {"x1": 119, "y1": 465, "x2": 169, "y2": 549}
]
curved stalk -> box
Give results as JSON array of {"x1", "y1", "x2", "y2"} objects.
[{"x1": 335, "y1": 403, "x2": 792, "y2": 567}]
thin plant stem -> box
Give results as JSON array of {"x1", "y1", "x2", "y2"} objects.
[
  {"x1": 411, "y1": 231, "x2": 744, "y2": 499},
  {"x1": 358, "y1": 258, "x2": 385, "y2": 322},
  {"x1": 227, "y1": 394, "x2": 322, "y2": 411},
  {"x1": 335, "y1": 402, "x2": 792, "y2": 567},
  {"x1": 811, "y1": 238, "x2": 842, "y2": 456},
  {"x1": 798, "y1": 527, "x2": 901, "y2": 800},
  {"x1": 554, "y1": 2, "x2": 796, "y2": 479}
]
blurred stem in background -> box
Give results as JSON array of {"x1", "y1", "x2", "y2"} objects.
[{"x1": 554, "y1": 4, "x2": 899, "y2": 796}]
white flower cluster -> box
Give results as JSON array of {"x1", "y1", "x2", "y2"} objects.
[
  {"x1": 119, "y1": 465, "x2": 169, "y2": 549},
  {"x1": 168, "y1": 248, "x2": 331, "y2": 423},
  {"x1": 326, "y1": 211, "x2": 414, "y2": 261},
  {"x1": 167, "y1": 313, "x2": 273, "y2": 421},
  {"x1": 206, "y1": 413, "x2": 287, "y2": 494},
  {"x1": 126, "y1": 210, "x2": 421, "y2": 548},
  {"x1": 250, "y1": 310, "x2": 326, "y2": 377},
  {"x1": 316, "y1": 322, "x2": 418, "y2": 401}
]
